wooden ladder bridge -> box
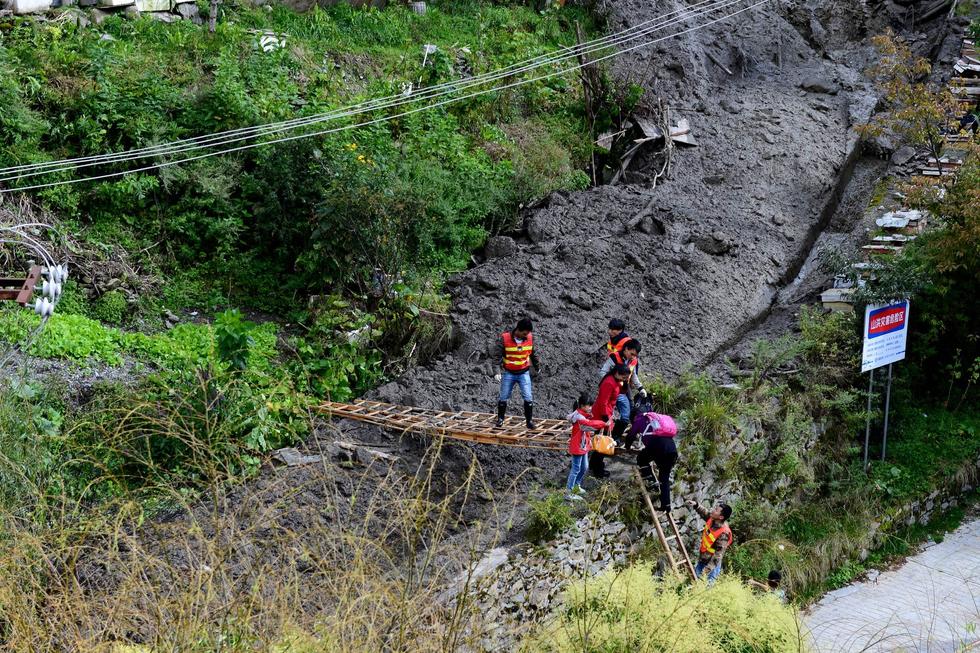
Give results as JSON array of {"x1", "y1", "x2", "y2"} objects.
[
  {"x1": 318, "y1": 399, "x2": 576, "y2": 450},
  {"x1": 318, "y1": 399, "x2": 696, "y2": 578}
]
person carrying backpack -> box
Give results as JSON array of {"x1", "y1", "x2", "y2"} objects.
[
  {"x1": 633, "y1": 410, "x2": 678, "y2": 512},
  {"x1": 565, "y1": 393, "x2": 609, "y2": 500}
]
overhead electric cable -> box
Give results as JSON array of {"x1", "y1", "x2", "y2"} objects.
[
  {"x1": 0, "y1": 0, "x2": 768, "y2": 193},
  {"x1": 0, "y1": 0, "x2": 751, "y2": 182},
  {"x1": 0, "y1": 0, "x2": 726, "y2": 180}
]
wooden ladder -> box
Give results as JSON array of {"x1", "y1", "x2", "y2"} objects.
[{"x1": 633, "y1": 468, "x2": 697, "y2": 581}]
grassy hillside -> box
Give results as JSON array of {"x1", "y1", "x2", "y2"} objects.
[{"x1": 0, "y1": 0, "x2": 597, "y2": 312}]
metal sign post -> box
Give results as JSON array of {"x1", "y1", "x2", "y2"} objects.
[
  {"x1": 881, "y1": 363, "x2": 893, "y2": 460},
  {"x1": 863, "y1": 368, "x2": 874, "y2": 471},
  {"x1": 860, "y1": 300, "x2": 910, "y2": 471}
]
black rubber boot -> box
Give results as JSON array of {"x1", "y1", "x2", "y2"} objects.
[
  {"x1": 495, "y1": 401, "x2": 507, "y2": 428},
  {"x1": 611, "y1": 419, "x2": 629, "y2": 447},
  {"x1": 524, "y1": 401, "x2": 535, "y2": 429}
]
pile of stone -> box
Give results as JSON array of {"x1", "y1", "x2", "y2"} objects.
[
  {"x1": 446, "y1": 513, "x2": 635, "y2": 651},
  {"x1": 4, "y1": 0, "x2": 201, "y2": 25}
]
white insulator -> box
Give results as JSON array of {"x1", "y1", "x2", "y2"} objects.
[
  {"x1": 59, "y1": 264, "x2": 69, "y2": 283},
  {"x1": 42, "y1": 279, "x2": 62, "y2": 300},
  {"x1": 32, "y1": 297, "x2": 54, "y2": 318}
]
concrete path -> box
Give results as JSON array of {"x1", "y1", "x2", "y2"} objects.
[{"x1": 805, "y1": 518, "x2": 980, "y2": 652}]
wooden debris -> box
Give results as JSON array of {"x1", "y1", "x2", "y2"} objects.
[
  {"x1": 706, "y1": 51, "x2": 733, "y2": 76},
  {"x1": 820, "y1": 287, "x2": 857, "y2": 313}
]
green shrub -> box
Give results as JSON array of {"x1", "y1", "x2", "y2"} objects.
[
  {"x1": 525, "y1": 491, "x2": 574, "y2": 543},
  {"x1": 67, "y1": 366, "x2": 310, "y2": 492},
  {"x1": 0, "y1": 2, "x2": 602, "y2": 312},
  {"x1": 528, "y1": 566, "x2": 805, "y2": 652},
  {"x1": 90, "y1": 290, "x2": 129, "y2": 326},
  {"x1": 54, "y1": 281, "x2": 90, "y2": 317}
]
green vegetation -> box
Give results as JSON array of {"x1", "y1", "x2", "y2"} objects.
[
  {"x1": 526, "y1": 490, "x2": 575, "y2": 543},
  {"x1": 639, "y1": 300, "x2": 980, "y2": 601},
  {"x1": 0, "y1": 1, "x2": 598, "y2": 308},
  {"x1": 0, "y1": 0, "x2": 609, "y2": 525},
  {"x1": 528, "y1": 568, "x2": 803, "y2": 652}
]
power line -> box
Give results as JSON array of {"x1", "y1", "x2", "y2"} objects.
[
  {"x1": 0, "y1": 0, "x2": 727, "y2": 180},
  {"x1": 1, "y1": 0, "x2": 768, "y2": 193}
]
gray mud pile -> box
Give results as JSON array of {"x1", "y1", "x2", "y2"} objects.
[
  {"x1": 351, "y1": 0, "x2": 904, "y2": 484},
  {"x1": 79, "y1": 0, "x2": 965, "y2": 623}
]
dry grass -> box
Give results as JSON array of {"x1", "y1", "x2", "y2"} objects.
[{"x1": 0, "y1": 384, "x2": 534, "y2": 652}]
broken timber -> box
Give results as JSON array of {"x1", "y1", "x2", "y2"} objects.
[
  {"x1": 634, "y1": 468, "x2": 697, "y2": 580},
  {"x1": 0, "y1": 265, "x2": 42, "y2": 304}
]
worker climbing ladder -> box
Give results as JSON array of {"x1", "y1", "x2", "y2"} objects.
[{"x1": 633, "y1": 468, "x2": 697, "y2": 580}]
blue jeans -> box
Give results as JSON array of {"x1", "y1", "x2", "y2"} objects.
[
  {"x1": 695, "y1": 559, "x2": 722, "y2": 584},
  {"x1": 567, "y1": 454, "x2": 587, "y2": 491},
  {"x1": 616, "y1": 392, "x2": 631, "y2": 420},
  {"x1": 498, "y1": 370, "x2": 532, "y2": 402}
]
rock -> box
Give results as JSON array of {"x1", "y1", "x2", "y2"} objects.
[
  {"x1": 808, "y1": 16, "x2": 827, "y2": 49},
  {"x1": 525, "y1": 214, "x2": 555, "y2": 244},
  {"x1": 526, "y1": 298, "x2": 557, "y2": 318},
  {"x1": 11, "y1": 0, "x2": 51, "y2": 13},
  {"x1": 91, "y1": 9, "x2": 110, "y2": 23},
  {"x1": 473, "y1": 271, "x2": 500, "y2": 291},
  {"x1": 271, "y1": 447, "x2": 322, "y2": 467},
  {"x1": 799, "y1": 76, "x2": 838, "y2": 95},
  {"x1": 560, "y1": 292, "x2": 593, "y2": 311},
  {"x1": 173, "y1": 0, "x2": 196, "y2": 16},
  {"x1": 692, "y1": 231, "x2": 733, "y2": 255},
  {"x1": 123, "y1": 4, "x2": 139, "y2": 17},
  {"x1": 484, "y1": 236, "x2": 517, "y2": 259},
  {"x1": 61, "y1": 7, "x2": 90, "y2": 25},
  {"x1": 720, "y1": 99, "x2": 741, "y2": 114},
  {"x1": 147, "y1": 6, "x2": 177, "y2": 18},
  {"x1": 163, "y1": 309, "x2": 180, "y2": 324},
  {"x1": 624, "y1": 251, "x2": 646, "y2": 271}
]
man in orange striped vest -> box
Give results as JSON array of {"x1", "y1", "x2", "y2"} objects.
[
  {"x1": 494, "y1": 318, "x2": 540, "y2": 429},
  {"x1": 687, "y1": 500, "x2": 733, "y2": 584}
]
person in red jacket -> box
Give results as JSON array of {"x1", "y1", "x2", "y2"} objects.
[
  {"x1": 566, "y1": 393, "x2": 609, "y2": 500},
  {"x1": 589, "y1": 363, "x2": 630, "y2": 478}
]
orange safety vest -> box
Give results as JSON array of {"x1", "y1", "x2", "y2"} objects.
[
  {"x1": 611, "y1": 351, "x2": 639, "y2": 373},
  {"x1": 502, "y1": 331, "x2": 534, "y2": 372},
  {"x1": 606, "y1": 336, "x2": 633, "y2": 357},
  {"x1": 699, "y1": 518, "x2": 733, "y2": 555}
]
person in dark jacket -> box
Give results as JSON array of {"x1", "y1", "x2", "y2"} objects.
[
  {"x1": 494, "y1": 317, "x2": 540, "y2": 428},
  {"x1": 603, "y1": 318, "x2": 631, "y2": 357},
  {"x1": 588, "y1": 364, "x2": 630, "y2": 478},
  {"x1": 633, "y1": 411, "x2": 678, "y2": 512}
]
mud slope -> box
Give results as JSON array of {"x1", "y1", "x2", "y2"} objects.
[
  {"x1": 77, "y1": 0, "x2": 959, "y2": 620},
  {"x1": 365, "y1": 0, "x2": 886, "y2": 439}
]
